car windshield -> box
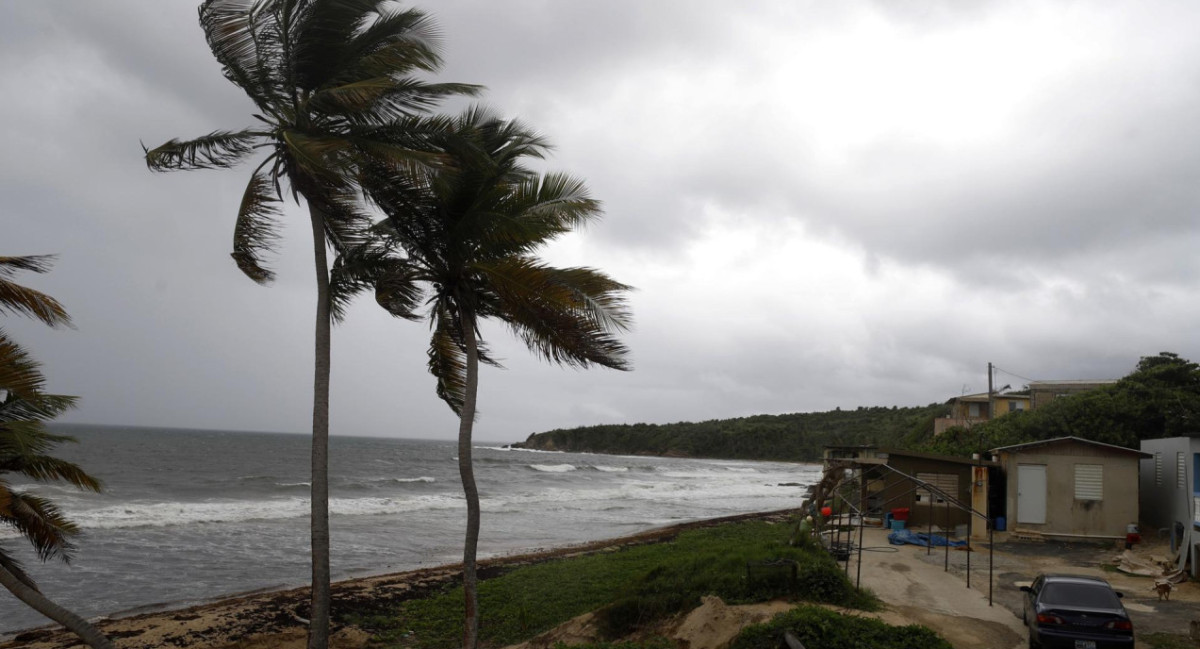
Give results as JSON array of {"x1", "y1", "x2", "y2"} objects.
[{"x1": 1040, "y1": 583, "x2": 1121, "y2": 608}]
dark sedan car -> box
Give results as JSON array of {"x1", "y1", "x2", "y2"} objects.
[{"x1": 1021, "y1": 574, "x2": 1134, "y2": 649}]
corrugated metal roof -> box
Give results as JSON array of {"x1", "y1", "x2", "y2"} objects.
[
  {"x1": 989, "y1": 436, "x2": 1151, "y2": 458},
  {"x1": 1027, "y1": 379, "x2": 1118, "y2": 386}
]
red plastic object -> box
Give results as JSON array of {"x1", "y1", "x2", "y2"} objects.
[
  {"x1": 820, "y1": 506, "x2": 832, "y2": 517},
  {"x1": 891, "y1": 507, "x2": 910, "y2": 521}
]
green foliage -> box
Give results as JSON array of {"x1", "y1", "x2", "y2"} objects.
[
  {"x1": 0, "y1": 255, "x2": 100, "y2": 589},
  {"x1": 916, "y1": 352, "x2": 1200, "y2": 457},
  {"x1": 518, "y1": 404, "x2": 946, "y2": 462},
  {"x1": 360, "y1": 520, "x2": 875, "y2": 649},
  {"x1": 730, "y1": 605, "x2": 952, "y2": 649}
]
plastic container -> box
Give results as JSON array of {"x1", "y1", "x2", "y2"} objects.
[
  {"x1": 891, "y1": 507, "x2": 910, "y2": 521},
  {"x1": 883, "y1": 512, "x2": 894, "y2": 529},
  {"x1": 889, "y1": 520, "x2": 906, "y2": 531},
  {"x1": 994, "y1": 516, "x2": 1006, "y2": 531}
]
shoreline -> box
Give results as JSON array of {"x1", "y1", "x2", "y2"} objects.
[{"x1": 2, "y1": 509, "x2": 799, "y2": 649}]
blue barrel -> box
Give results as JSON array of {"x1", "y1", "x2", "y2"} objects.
[{"x1": 994, "y1": 516, "x2": 1006, "y2": 531}]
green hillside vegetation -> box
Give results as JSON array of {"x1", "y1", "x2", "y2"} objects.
[
  {"x1": 515, "y1": 404, "x2": 946, "y2": 462},
  {"x1": 919, "y1": 351, "x2": 1200, "y2": 457},
  {"x1": 517, "y1": 352, "x2": 1200, "y2": 462}
]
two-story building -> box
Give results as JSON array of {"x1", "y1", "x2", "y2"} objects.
[{"x1": 933, "y1": 391, "x2": 1032, "y2": 436}]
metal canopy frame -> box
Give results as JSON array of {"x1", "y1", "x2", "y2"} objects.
[{"x1": 815, "y1": 458, "x2": 996, "y2": 606}]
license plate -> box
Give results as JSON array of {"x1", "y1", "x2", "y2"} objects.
[{"x1": 1074, "y1": 641, "x2": 1095, "y2": 649}]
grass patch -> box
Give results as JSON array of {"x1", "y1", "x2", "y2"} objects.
[
  {"x1": 357, "y1": 519, "x2": 879, "y2": 649},
  {"x1": 730, "y1": 605, "x2": 953, "y2": 649}
]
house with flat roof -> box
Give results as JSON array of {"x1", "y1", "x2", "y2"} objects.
[
  {"x1": 1027, "y1": 379, "x2": 1119, "y2": 410},
  {"x1": 933, "y1": 391, "x2": 1031, "y2": 435}
]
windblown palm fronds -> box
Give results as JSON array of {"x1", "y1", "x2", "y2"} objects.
[
  {"x1": 333, "y1": 107, "x2": 631, "y2": 649},
  {"x1": 143, "y1": 3, "x2": 477, "y2": 646}
]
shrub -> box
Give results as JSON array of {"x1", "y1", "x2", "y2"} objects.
[{"x1": 730, "y1": 606, "x2": 951, "y2": 649}]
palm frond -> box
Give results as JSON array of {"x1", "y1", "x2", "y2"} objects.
[
  {"x1": 482, "y1": 259, "x2": 632, "y2": 370},
  {"x1": 0, "y1": 392, "x2": 78, "y2": 428},
  {"x1": 511, "y1": 173, "x2": 603, "y2": 232},
  {"x1": 0, "y1": 331, "x2": 47, "y2": 400},
  {"x1": 8, "y1": 457, "x2": 101, "y2": 493},
  {"x1": 314, "y1": 78, "x2": 479, "y2": 123},
  {"x1": 336, "y1": 6, "x2": 442, "y2": 77},
  {"x1": 199, "y1": 0, "x2": 284, "y2": 112},
  {"x1": 427, "y1": 305, "x2": 467, "y2": 414},
  {"x1": 231, "y1": 169, "x2": 284, "y2": 284},
  {"x1": 0, "y1": 255, "x2": 55, "y2": 278},
  {"x1": 291, "y1": 0, "x2": 381, "y2": 91},
  {"x1": 0, "y1": 544, "x2": 38, "y2": 590},
  {"x1": 0, "y1": 489, "x2": 78, "y2": 563},
  {"x1": 0, "y1": 256, "x2": 72, "y2": 328},
  {"x1": 329, "y1": 242, "x2": 423, "y2": 324},
  {"x1": 144, "y1": 129, "x2": 265, "y2": 171},
  {"x1": 280, "y1": 130, "x2": 355, "y2": 185}
]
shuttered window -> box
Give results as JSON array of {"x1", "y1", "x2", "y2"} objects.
[
  {"x1": 1155, "y1": 452, "x2": 1163, "y2": 486},
  {"x1": 915, "y1": 473, "x2": 958, "y2": 505},
  {"x1": 1180, "y1": 453, "x2": 1187, "y2": 490},
  {"x1": 1074, "y1": 464, "x2": 1103, "y2": 501}
]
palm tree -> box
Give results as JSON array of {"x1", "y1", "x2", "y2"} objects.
[
  {"x1": 334, "y1": 107, "x2": 631, "y2": 649},
  {"x1": 0, "y1": 255, "x2": 112, "y2": 649},
  {"x1": 144, "y1": 3, "x2": 475, "y2": 646}
]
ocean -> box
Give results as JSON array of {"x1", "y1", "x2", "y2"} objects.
[{"x1": 0, "y1": 425, "x2": 819, "y2": 635}]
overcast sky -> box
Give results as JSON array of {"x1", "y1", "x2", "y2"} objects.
[{"x1": 5, "y1": 1, "x2": 1200, "y2": 443}]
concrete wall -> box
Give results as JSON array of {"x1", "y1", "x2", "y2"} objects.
[
  {"x1": 1140, "y1": 437, "x2": 1200, "y2": 577},
  {"x1": 1139, "y1": 437, "x2": 1196, "y2": 530},
  {"x1": 1000, "y1": 440, "x2": 1140, "y2": 539},
  {"x1": 878, "y1": 456, "x2": 976, "y2": 529}
]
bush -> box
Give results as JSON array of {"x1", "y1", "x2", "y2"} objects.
[
  {"x1": 795, "y1": 562, "x2": 850, "y2": 603},
  {"x1": 730, "y1": 606, "x2": 951, "y2": 649},
  {"x1": 596, "y1": 526, "x2": 873, "y2": 637}
]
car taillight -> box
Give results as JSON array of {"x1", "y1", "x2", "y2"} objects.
[
  {"x1": 1036, "y1": 614, "x2": 1065, "y2": 625},
  {"x1": 1105, "y1": 620, "x2": 1133, "y2": 631}
]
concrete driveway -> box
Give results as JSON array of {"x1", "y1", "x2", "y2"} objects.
[{"x1": 844, "y1": 526, "x2": 1200, "y2": 648}]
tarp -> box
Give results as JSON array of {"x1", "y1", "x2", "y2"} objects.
[{"x1": 887, "y1": 528, "x2": 968, "y2": 548}]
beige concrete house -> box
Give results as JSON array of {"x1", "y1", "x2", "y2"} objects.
[
  {"x1": 992, "y1": 437, "x2": 1148, "y2": 541},
  {"x1": 932, "y1": 391, "x2": 1032, "y2": 436}
]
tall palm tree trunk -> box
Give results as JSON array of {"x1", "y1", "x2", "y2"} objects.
[
  {"x1": 306, "y1": 201, "x2": 333, "y2": 649},
  {"x1": 457, "y1": 304, "x2": 482, "y2": 649},
  {"x1": 0, "y1": 565, "x2": 116, "y2": 649}
]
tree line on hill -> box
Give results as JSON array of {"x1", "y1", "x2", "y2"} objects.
[
  {"x1": 516, "y1": 352, "x2": 1200, "y2": 462},
  {"x1": 514, "y1": 403, "x2": 946, "y2": 461}
]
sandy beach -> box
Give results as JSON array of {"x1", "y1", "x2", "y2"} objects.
[{"x1": 1, "y1": 510, "x2": 797, "y2": 649}]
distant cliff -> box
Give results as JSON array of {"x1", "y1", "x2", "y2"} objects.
[{"x1": 512, "y1": 404, "x2": 945, "y2": 462}]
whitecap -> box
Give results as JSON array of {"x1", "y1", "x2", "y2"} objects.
[{"x1": 528, "y1": 464, "x2": 576, "y2": 473}]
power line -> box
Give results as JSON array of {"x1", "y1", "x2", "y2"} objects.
[{"x1": 990, "y1": 365, "x2": 1038, "y2": 386}]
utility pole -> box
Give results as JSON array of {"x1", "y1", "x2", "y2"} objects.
[{"x1": 987, "y1": 362, "x2": 994, "y2": 421}]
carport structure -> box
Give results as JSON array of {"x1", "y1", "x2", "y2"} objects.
[{"x1": 814, "y1": 448, "x2": 1001, "y2": 605}]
